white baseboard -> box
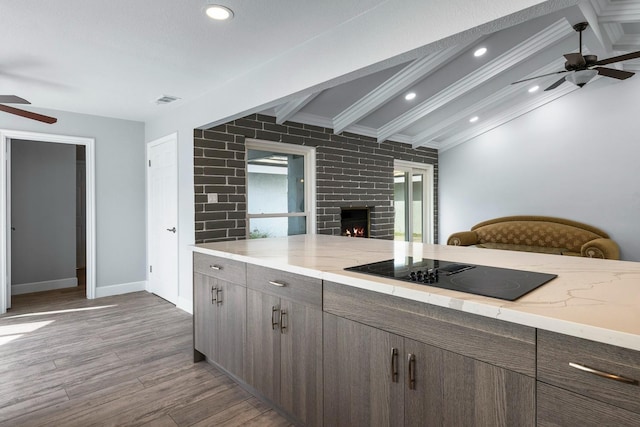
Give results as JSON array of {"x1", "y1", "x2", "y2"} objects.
[
  {"x1": 176, "y1": 295, "x2": 193, "y2": 314},
  {"x1": 95, "y1": 280, "x2": 147, "y2": 298},
  {"x1": 12, "y1": 277, "x2": 78, "y2": 295}
]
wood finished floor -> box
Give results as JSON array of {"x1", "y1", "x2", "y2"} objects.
[{"x1": 0, "y1": 288, "x2": 292, "y2": 426}]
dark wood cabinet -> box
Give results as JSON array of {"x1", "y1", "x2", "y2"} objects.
[
  {"x1": 323, "y1": 281, "x2": 536, "y2": 427},
  {"x1": 245, "y1": 265, "x2": 323, "y2": 427},
  {"x1": 192, "y1": 253, "x2": 246, "y2": 378}
]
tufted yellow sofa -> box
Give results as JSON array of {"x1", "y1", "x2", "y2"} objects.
[{"x1": 447, "y1": 216, "x2": 620, "y2": 259}]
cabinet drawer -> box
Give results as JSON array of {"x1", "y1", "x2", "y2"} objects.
[
  {"x1": 538, "y1": 382, "x2": 640, "y2": 427},
  {"x1": 324, "y1": 281, "x2": 536, "y2": 376},
  {"x1": 537, "y1": 329, "x2": 640, "y2": 414},
  {"x1": 246, "y1": 264, "x2": 321, "y2": 308},
  {"x1": 193, "y1": 252, "x2": 246, "y2": 285}
]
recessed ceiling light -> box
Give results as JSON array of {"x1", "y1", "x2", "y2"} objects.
[
  {"x1": 404, "y1": 92, "x2": 416, "y2": 101},
  {"x1": 528, "y1": 85, "x2": 540, "y2": 93},
  {"x1": 474, "y1": 47, "x2": 487, "y2": 57},
  {"x1": 205, "y1": 4, "x2": 234, "y2": 20},
  {"x1": 469, "y1": 116, "x2": 479, "y2": 123}
]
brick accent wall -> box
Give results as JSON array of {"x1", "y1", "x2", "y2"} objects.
[{"x1": 194, "y1": 114, "x2": 438, "y2": 243}]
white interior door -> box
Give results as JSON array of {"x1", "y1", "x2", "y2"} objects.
[
  {"x1": 5, "y1": 139, "x2": 11, "y2": 309},
  {"x1": 147, "y1": 134, "x2": 178, "y2": 305}
]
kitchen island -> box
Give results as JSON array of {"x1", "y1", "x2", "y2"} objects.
[{"x1": 193, "y1": 235, "x2": 640, "y2": 426}]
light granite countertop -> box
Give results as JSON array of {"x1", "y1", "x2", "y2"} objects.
[{"x1": 193, "y1": 234, "x2": 640, "y2": 352}]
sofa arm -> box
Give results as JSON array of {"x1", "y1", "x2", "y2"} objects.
[
  {"x1": 581, "y1": 238, "x2": 620, "y2": 260},
  {"x1": 447, "y1": 231, "x2": 479, "y2": 246}
]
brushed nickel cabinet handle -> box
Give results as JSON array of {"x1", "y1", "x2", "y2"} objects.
[
  {"x1": 210, "y1": 265, "x2": 221, "y2": 270},
  {"x1": 391, "y1": 348, "x2": 399, "y2": 383},
  {"x1": 280, "y1": 310, "x2": 287, "y2": 334},
  {"x1": 216, "y1": 288, "x2": 223, "y2": 305},
  {"x1": 268, "y1": 280, "x2": 286, "y2": 287},
  {"x1": 569, "y1": 362, "x2": 639, "y2": 385},
  {"x1": 407, "y1": 353, "x2": 416, "y2": 390},
  {"x1": 271, "y1": 306, "x2": 280, "y2": 330},
  {"x1": 211, "y1": 286, "x2": 218, "y2": 304}
]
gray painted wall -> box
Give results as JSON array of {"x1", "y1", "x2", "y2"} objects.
[
  {"x1": 439, "y1": 76, "x2": 640, "y2": 262},
  {"x1": 11, "y1": 140, "x2": 76, "y2": 285},
  {"x1": 1, "y1": 108, "x2": 146, "y2": 288}
]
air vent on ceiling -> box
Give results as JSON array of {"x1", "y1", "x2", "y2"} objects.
[{"x1": 155, "y1": 95, "x2": 181, "y2": 105}]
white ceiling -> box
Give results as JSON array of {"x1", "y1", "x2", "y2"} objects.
[
  {"x1": 261, "y1": 0, "x2": 640, "y2": 151},
  {"x1": 2, "y1": 1, "x2": 640, "y2": 151}
]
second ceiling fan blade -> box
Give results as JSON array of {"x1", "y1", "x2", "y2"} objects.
[
  {"x1": 0, "y1": 104, "x2": 57, "y2": 124},
  {"x1": 594, "y1": 50, "x2": 640, "y2": 66},
  {"x1": 511, "y1": 70, "x2": 567, "y2": 85},
  {"x1": 544, "y1": 76, "x2": 568, "y2": 91},
  {"x1": 0, "y1": 95, "x2": 30, "y2": 104},
  {"x1": 595, "y1": 67, "x2": 635, "y2": 80}
]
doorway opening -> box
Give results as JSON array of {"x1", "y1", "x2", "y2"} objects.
[
  {"x1": 394, "y1": 160, "x2": 434, "y2": 243},
  {"x1": 1, "y1": 130, "x2": 96, "y2": 314}
]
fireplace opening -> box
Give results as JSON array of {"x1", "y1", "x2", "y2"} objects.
[{"x1": 341, "y1": 207, "x2": 370, "y2": 238}]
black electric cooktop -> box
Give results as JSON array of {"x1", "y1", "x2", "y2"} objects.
[{"x1": 345, "y1": 257, "x2": 557, "y2": 301}]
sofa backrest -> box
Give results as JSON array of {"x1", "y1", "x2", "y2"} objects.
[{"x1": 471, "y1": 216, "x2": 608, "y2": 253}]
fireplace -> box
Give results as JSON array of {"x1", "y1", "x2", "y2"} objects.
[{"x1": 341, "y1": 207, "x2": 370, "y2": 238}]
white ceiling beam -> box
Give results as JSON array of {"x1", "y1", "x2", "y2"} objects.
[
  {"x1": 437, "y1": 83, "x2": 577, "y2": 152},
  {"x1": 375, "y1": 19, "x2": 574, "y2": 143},
  {"x1": 291, "y1": 112, "x2": 412, "y2": 144},
  {"x1": 331, "y1": 39, "x2": 478, "y2": 135},
  {"x1": 594, "y1": 1, "x2": 640, "y2": 23},
  {"x1": 274, "y1": 92, "x2": 320, "y2": 124},
  {"x1": 411, "y1": 58, "x2": 568, "y2": 148}
]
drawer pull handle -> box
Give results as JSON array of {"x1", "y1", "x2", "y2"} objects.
[
  {"x1": 569, "y1": 362, "x2": 639, "y2": 385},
  {"x1": 407, "y1": 353, "x2": 416, "y2": 390},
  {"x1": 268, "y1": 280, "x2": 286, "y2": 287},
  {"x1": 391, "y1": 347, "x2": 399, "y2": 383},
  {"x1": 211, "y1": 286, "x2": 218, "y2": 304},
  {"x1": 210, "y1": 265, "x2": 221, "y2": 271}
]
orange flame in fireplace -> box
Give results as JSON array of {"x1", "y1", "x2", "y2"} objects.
[{"x1": 344, "y1": 227, "x2": 366, "y2": 237}]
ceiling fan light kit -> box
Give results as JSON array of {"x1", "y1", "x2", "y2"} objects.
[{"x1": 565, "y1": 69, "x2": 597, "y2": 87}]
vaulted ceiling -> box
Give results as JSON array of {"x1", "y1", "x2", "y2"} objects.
[
  {"x1": 2, "y1": 1, "x2": 639, "y2": 152},
  {"x1": 261, "y1": 0, "x2": 640, "y2": 151}
]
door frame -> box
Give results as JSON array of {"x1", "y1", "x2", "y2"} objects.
[
  {"x1": 394, "y1": 160, "x2": 435, "y2": 244},
  {"x1": 145, "y1": 132, "x2": 179, "y2": 302},
  {"x1": 1, "y1": 129, "x2": 96, "y2": 313}
]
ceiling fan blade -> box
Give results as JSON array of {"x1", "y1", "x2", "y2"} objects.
[
  {"x1": 595, "y1": 67, "x2": 635, "y2": 80},
  {"x1": 564, "y1": 53, "x2": 586, "y2": 67},
  {"x1": 511, "y1": 70, "x2": 568, "y2": 85},
  {"x1": 544, "y1": 76, "x2": 567, "y2": 91},
  {"x1": 0, "y1": 95, "x2": 30, "y2": 104},
  {"x1": 0, "y1": 104, "x2": 57, "y2": 124},
  {"x1": 593, "y1": 50, "x2": 640, "y2": 66}
]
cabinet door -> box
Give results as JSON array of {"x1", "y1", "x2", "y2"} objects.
[
  {"x1": 193, "y1": 273, "x2": 216, "y2": 358},
  {"x1": 280, "y1": 300, "x2": 323, "y2": 427},
  {"x1": 404, "y1": 338, "x2": 444, "y2": 427},
  {"x1": 215, "y1": 280, "x2": 246, "y2": 378},
  {"x1": 440, "y1": 350, "x2": 535, "y2": 427},
  {"x1": 245, "y1": 289, "x2": 281, "y2": 403},
  {"x1": 323, "y1": 313, "x2": 404, "y2": 427}
]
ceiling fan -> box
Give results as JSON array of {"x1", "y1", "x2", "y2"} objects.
[
  {"x1": 0, "y1": 95, "x2": 57, "y2": 124},
  {"x1": 512, "y1": 22, "x2": 640, "y2": 91}
]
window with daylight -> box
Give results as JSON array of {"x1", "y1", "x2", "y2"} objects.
[{"x1": 246, "y1": 140, "x2": 316, "y2": 239}]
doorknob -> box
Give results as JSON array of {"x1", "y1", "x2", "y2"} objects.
[{"x1": 166, "y1": 227, "x2": 176, "y2": 233}]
